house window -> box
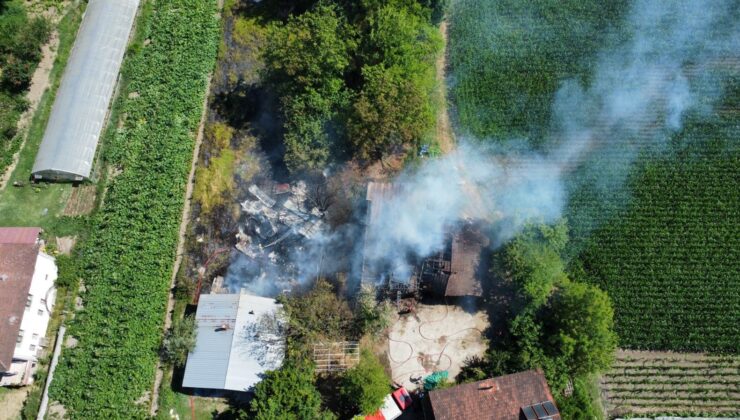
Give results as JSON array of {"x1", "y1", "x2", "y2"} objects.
[
  {"x1": 40, "y1": 298, "x2": 46, "y2": 305},
  {"x1": 37, "y1": 309, "x2": 44, "y2": 316},
  {"x1": 32, "y1": 333, "x2": 39, "y2": 340},
  {"x1": 29, "y1": 344, "x2": 36, "y2": 351},
  {"x1": 17, "y1": 330, "x2": 24, "y2": 343},
  {"x1": 26, "y1": 294, "x2": 33, "y2": 308}
]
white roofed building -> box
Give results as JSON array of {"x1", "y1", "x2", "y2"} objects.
[
  {"x1": 182, "y1": 293, "x2": 285, "y2": 392},
  {"x1": 31, "y1": 0, "x2": 140, "y2": 181}
]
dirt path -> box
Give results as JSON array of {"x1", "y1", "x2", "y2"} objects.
[
  {"x1": 436, "y1": 21, "x2": 455, "y2": 154},
  {"x1": 0, "y1": 31, "x2": 60, "y2": 191}
]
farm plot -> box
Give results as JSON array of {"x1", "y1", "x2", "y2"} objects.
[{"x1": 601, "y1": 350, "x2": 740, "y2": 417}]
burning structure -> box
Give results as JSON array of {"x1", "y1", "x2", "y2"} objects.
[{"x1": 361, "y1": 182, "x2": 489, "y2": 299}]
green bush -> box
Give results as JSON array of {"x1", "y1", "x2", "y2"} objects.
[
  {"x1": 339, "y1": 349, "x2": 390, "y2": 416},
  {"x1": 161, "y1": 315, "x2": 197, "y2": 367},
  {"x1": 248, "y1": 361, "x2": 331, "y2": 420}
]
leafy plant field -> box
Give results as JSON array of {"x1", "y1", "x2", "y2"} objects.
[
  {"x1": 601, "y1": 350, "x2": 740, "y2": 417},
  {"x1": 449, "y1": 0, "x2": 739, "y2": 353},
  {"x1": 448, "y1": 0, "x2": 627, "y2": 144},
  {"x1": 48, "y1": 1, "x2": 219, "y2": 418},
  {"x1": 569, "y1": 83, "x2": 740, "y2": 352}
]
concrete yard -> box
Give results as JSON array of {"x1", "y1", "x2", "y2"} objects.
[{"x1": 386, "y1": 303, "x2": 488, "y2": 390}]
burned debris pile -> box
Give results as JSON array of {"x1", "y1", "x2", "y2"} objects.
[
  {"x1": 237, "y1": 182, "x2": 327, "y2": 257},
  {"x1": 226, "y1": 181, "x2": 329, "y2": 294}
]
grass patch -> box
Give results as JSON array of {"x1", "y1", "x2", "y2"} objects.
[{"x1": 193, "y1": 148, "x2": 237, "y2": 215}]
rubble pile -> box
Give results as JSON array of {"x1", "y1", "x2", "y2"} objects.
[{"x1": 234, "y1": 181, "x2": 328, "y2": 270}]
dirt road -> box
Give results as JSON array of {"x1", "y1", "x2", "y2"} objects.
[{"x1": 436, "y1": 21, "x2": 455, "y2": 154}]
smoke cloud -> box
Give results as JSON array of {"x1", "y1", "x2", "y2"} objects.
[{"x1": 226, "y1": 0, "x2": 738, "y2": 295}]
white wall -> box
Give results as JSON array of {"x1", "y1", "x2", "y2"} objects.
[{"x1": 14, "y1": 252, "x2": 57, "y2": 362}]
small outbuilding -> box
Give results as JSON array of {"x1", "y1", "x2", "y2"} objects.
[
  {"x1": 31, "y1": 0, "x2": 140, "y2": 181},
  {"x1": 182, "y1": 293, "x2": 285, "y2": 392}
]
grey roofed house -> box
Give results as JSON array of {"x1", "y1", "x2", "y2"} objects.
[
  {"x1": 182, "y1": 293, "x2": 285, "y2": 392},
  {"x1": 31, "y1": 0, "x2": 140, "y2": 181}
]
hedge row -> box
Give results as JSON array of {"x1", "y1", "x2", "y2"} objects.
[{"x1": 49, "y1": 1, "x2": 219, "y2": 418}]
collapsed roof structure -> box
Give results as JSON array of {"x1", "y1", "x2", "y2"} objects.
[
  {"x1": 182, "y1": 293, "x2": 285, "y2": 392},
  {"x1": 418, "y1": 224, "x2": 489, "y2": 297},
  {"x1": 237, "y1": 182, "x2": 326, "y2": 257},
  {"x1": 32, "y1": 0, "x2": 140, "y2": 181},
  {"x1": 362, "y1": 181, "x2": 489, "y2": 298}
]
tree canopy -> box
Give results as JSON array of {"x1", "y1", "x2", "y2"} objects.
[
  {"x1": 248, "y1": 361, "x2": 330, "y2": 420},
  {"x1": 547, "y1": 281, "x2": 617, "y2": 378},
  {"x1": 459, "y1": 220, "x2": 616, "y2": 402},
  {"x1": 262, "y1": 0, "x2": 441, "y2": 171},
  {"x1": 339, "y1": 349, "x2": 390, "y2": 416},
  {"x1": 280, "y1": 279, "x2": 355, "y2": 356}
]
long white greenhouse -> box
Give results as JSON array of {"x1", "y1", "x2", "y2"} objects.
[{"x1": 31, "y1": 0, "x2": 140, "y2": 181}]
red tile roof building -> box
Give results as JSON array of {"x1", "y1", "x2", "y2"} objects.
[
  {"x1": 0, "y1": 228, "x2": 57, "y2": 386},
  {"x1": 425, "y1": 370, "x2": 560, "y2": 420}
]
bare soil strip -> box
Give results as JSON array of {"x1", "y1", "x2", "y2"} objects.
[{"x1": 436, "y1": 21, "x2": 454, "y2": 154}]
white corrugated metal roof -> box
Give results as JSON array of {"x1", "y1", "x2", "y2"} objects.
[
  {"x1": 31, "y1": 0, "x2": 139, "y2": 181},
  {"x1": 182, "y1": 293, "x2": 285, "y2": 392}
]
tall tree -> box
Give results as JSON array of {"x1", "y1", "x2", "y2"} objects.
[
  {"x1": 248, "y1": 361, "x2": 329, "y2": 420},
  {"x1": 339, "y1": 349, "x2": 390, "y2": 416},
  {"x1": 348, "y1": 3, "x2": 441, "y2": 160},
  {"x1": 263, "y1": 3, "x2": 356, "y2": 171},
  {"x1": 547, "y1": 281, "x2": 617, "y2": 377}
]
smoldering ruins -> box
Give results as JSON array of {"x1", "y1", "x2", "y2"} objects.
[{"x1": 218, "y1": 0, "x2": 739, "y2": 302}]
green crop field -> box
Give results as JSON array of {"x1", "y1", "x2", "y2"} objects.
[
  {"x1": 448, "y1": 0, "x2": 628, "y2": 144},
  {"x1": 449, "y1": 0, "x2": 739, "y2": 354},
  {"x1": 48, "y1": 0, "x2": 219, "y2": 417}
]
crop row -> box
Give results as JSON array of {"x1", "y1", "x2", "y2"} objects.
[
  {"x1": 47, "y1": 1, "x2": 219, "y2": 418},
  {"x1": 602, "y1": 352, "x2": 740, "y2": 416}
]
